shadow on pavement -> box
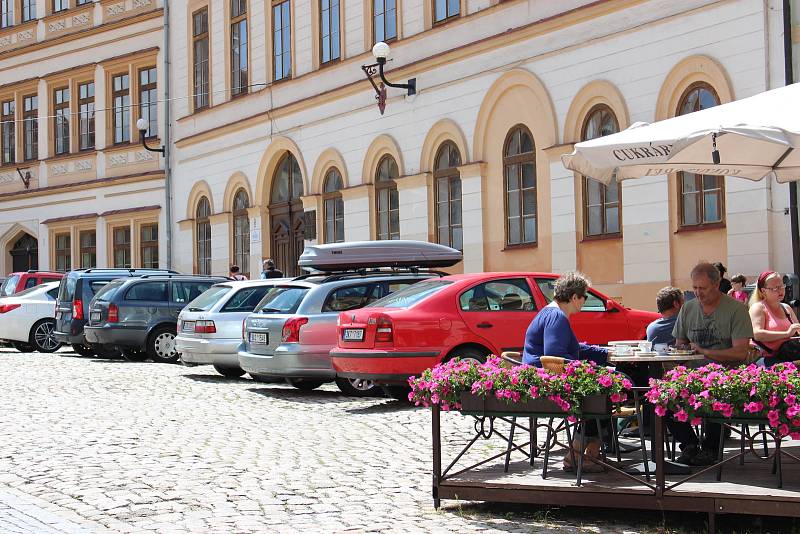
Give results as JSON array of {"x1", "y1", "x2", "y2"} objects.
[
  {"x1": 345, "y1": 401, "x2": 418, "y2": 414},
  {"x1": 183, "y1": 373, "x2": 250, "y2": 384}
]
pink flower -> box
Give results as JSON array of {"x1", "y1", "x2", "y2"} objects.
[
  {"x1": 674, "y1": 410, "x2": 689, "y2": 422},
  {"x1": 654, "y1": 405, "x2": 667, "y2": 417},
  {"x1": 779, "y1": 424, "x2": 790, "y2": 437},
  {"x1": 598, "y1": 375, "x2": 612, "y2": 388},
  {"x1": 744, "y1": 402, "x2": 764, "y2": 414},
  {"x1": 690, "y1": 418, "x2": 703, "y2": 426},
  {"x1": 786, "y1": 394, "x2": 797, "y2": 406}
]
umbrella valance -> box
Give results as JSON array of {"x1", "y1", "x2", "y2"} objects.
[{"x1": 561, "y1": 83, "x2": 800, "y2": 184}]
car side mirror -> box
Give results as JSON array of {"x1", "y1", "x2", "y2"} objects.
[{"x1": 606, "y1": 299, "x2": 620, "y2": 313}]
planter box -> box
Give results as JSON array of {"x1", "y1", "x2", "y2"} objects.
[{"x1": 459, "y1": 392, "x2": 610, "y2": 417}]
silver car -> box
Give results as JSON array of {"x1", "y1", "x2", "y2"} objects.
[
  {"x1": 238, "y1": 273, "x2": 431, "y2": 395},
  {"x1": 176, "y1": 279, "x2": 286, "y2": 377}
]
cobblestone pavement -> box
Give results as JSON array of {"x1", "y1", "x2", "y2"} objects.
[{"x1": 0, "y1": 348, "x2": 743, "y2": 533}]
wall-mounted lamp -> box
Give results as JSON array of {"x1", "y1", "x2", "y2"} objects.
[
  {"x1": 361, "y1": 42, "x2": 416, "y2": 115},
  {"x1": 15, "y1": 168, "x2": 32, "y2": 189},
  {"x1": 136, "y1": 118, "x2": 165, "y2": 155}
]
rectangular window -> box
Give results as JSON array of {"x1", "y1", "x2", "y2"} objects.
[
  {"x1": 139, "y1": 67, "x2": 157, "y2": 138},
  {"x1": 681, "y1": 173, "x2": 723, "y2": 227},
  {"x1": 22, "y1": 95, "x2": 37, "y2": 161},
  {"x1": 373, "y1": 0, "x2": 396, "y2": 44},
  {"x1": 433, "y1": 0, "x2": 459, "y2": 23},
  {"x1": 22, "y1": 0, "x2": 34, "y2": 22},
  {"x1": 273, "y1": 1, "x2": 291, "y2": 80},
  {"x1": 112, "y1": 73, "x2": 129, "y2": 145},
  {"x1": 78, "y1": 81, "x2": 94, "y2": 150},
  {"x1": 1, "y1": 100, "x2": 14, "y2": 165},
  {"x1": 79, "y1": 230, "x2": 96, "y2": 268},
  {"x1": 1, "y1": 0, "x2": 12, "y2": 28},
  {"x1": 55, "y1": 233, "x2": 71, "y2": 272},
  {"x1": 230, "y1": 0, "x2": 248, "y2": 96},
  {"x1": 112, "y1": 226, "x2": 131, "y2": 268},
  {"x1": 77, "y1": 0, "x2": 91, "y2": 4},
  {"x1": 53, "y1": 0, "x2": 67, "y2": 13},
  {"x1": 192, "y1": 8, "x2": 210, "y2": 110},
  {"x1": 140, "y1": 223, "x2": 158, "y2": 269},
  {"x1": 53, "y1": 86, "x2": 70, "y2": 155},
  {"x1": 320, "y1": 0, "x2": 339, "y2": 64}
]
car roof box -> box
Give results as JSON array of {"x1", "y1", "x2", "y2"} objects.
[{"x1": 298, "y1": 240, "x2": 462, "y2": 271}]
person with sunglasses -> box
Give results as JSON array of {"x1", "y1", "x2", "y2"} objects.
[{"x1": 749, "y1": 270, "x2": 800, "y2": 365}]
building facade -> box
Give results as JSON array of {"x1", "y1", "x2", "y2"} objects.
[{"x1": 0, "y1": 0, "x2": 166, "y2": 275}]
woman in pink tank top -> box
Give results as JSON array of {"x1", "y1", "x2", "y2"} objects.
[{"x1": 749, "y1": 271, "x2": 800, "y2": 364}]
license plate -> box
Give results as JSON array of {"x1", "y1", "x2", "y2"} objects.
[
  {"x1": 90, "y1": 311, "x2": 101, "y2": 323},
  {"x1": 342, "y1": 328, "x2": 364, "y2": 341},
  {"x1": 182, "y1": 321, "x2": 195, "y2": 332},
  {"x1": 249, "y1": 332, "x2": 268, "y2": 344}
]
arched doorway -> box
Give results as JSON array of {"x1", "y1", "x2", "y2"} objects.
[
  {"x1": 269, "y1": 152, "x2": 305, "y2": 276},
  {"x1": 10, "y1": 234, "x2": 38, "y2": 272}
]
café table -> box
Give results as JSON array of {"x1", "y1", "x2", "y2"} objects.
[{"x1": 609, "y1": 352, "x2": 706, "y2": 475}]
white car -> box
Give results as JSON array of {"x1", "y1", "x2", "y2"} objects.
[{"x1": 0, "y1": 281, "x2": 62, "y2": 353}]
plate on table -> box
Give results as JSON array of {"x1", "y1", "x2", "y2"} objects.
[
  {"x1": 608, "y1": 340, "x2": 643, "y2": 346},
  {"x1": 667, "y1": 349, "x2": 694, "y2": 356}
]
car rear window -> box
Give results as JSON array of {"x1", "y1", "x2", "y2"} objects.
[
  {"x1": 187, "y1": 285, "x2": 233, "y2": 311},
  {"x1": 93, "y1": 281, "x2": 124, "y2": 302},
  {"x1": 255, "y1": 286, "x2": 309, "y2": 314},
  {"x1": 125, "y1": 281, "x2": 169, "y2": 301},
  {"x1": 13, "y1": 285, "x2": 45, "y2": 297},
  {"x1": 2, "y1": 275, "x2": 20, "y2": 296},
  {"x1": 173, "y1": 281, "x2": 216, "y2": 304},
  {"x1": 58, "y1": 274, "x2": 77, "y2": 302},
  {"x1": 368, "y1": 280, "x2": 451, "y2": 309},
  {"x1": 221, "y1": 285, "x2": 274, "y2": 312}
]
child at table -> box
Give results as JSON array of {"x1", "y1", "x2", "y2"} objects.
[{"x1": 728, "y1": 274, "x2": 748, "y2": 304}]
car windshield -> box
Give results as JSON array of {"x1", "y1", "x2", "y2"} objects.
[
  {"x1": 368, "y1": 280, "x2": 452, "y2": 309},
  {"x1": 255, "y1": 286, "x2": 309, "y2": 314},
  {"x1": 2, "y1": 275, "x2": 20, "y2": 296},
  {"x1": 93, "y1": 281, "x2": 124, "y2": 302},
  {"x1": 186, "y1": 285, "x2": 233, "y2": 311},
  {"x1": 58, "y1": 274, "x2": 78, "y2": 302}
]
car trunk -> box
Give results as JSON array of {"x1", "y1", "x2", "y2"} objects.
[
  {"x1": 337, "y1": 308, "x2": 389, "y2": 350},
  {"x1": 244, "y1": 313, "x2": 294, "y2": 355},
  {"x1": 179, "y1": 309, "x2": 248, "y2": 340}
]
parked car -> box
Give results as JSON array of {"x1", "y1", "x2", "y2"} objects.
[
  {"x1": 330, "y1": 272, "x2": 661, "y2": 399},
  {"x1": 84, "y1": 275, "x2": 226, "y2": 363},
  {"x1": 54, "y1": 268, "x2": 177, "y2": 357},
  {"x1": 176, "y1": 279, "x2": 288, "y2": 378},
  {"x1": 237, "y1": 241, "x2": 461, "y2": 395},
  {"x1": 0, "y1": 281, "x2": 62, "y2": 353},
  {"x1": 2, "y1": 270, "x2": 63, "y2": 297}
]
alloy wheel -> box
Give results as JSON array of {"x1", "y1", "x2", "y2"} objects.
[
  {"x1": 348, "y1": 378, "x2": 375, "y2": 391},
  {"x1": 33, "y1": 321, "x2": 60, "y2": 352}
]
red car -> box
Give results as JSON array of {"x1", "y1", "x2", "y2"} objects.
[
  {"x1": 331, "y1": 272, "x2": 660, "y2": 392},
  {"x1": 2, "y1": 271, "x2": 63, "y2": 297}
]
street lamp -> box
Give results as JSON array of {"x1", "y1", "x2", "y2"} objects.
[
  {"x1": 361, "y1": 41, "x2": 416, "y2": 115},
  {"x1": 136, "y1": 117, "x2": 164, "y2": 155}
]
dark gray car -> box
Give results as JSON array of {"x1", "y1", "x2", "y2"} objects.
[{"x1": 84, "y1": 275, "x2": 225, "y2": 363}]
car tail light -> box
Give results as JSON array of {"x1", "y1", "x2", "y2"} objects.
[
  {"x1": 282, "y1": 317, "x2": 308, "y2": 343},
  {"x1": 0, "y1": 304, "x2": 20, "y2": 314},
  {"x1": 375, "y1": 314, "x2": 393, "y2": 343},
  {"x1": 195, "y1": 320, "x2": 216, "y2": 334},
  {"x1": 107, "y1": 304, "x2": 119, "y2": 323},
  {"x1": 72, "y1": 299, "x2": 84, "y2": 320}
]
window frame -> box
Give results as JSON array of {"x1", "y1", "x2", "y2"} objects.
[
  {"x1": 433, "y1": 141, "x2": 462, "y2": 251},
  {"x1": 503, "y1": 124, "x2": 537, "y2": 248},
  {"x1": 1, "y1": 0, "x2": 13, "y2": 29},
  {"x1": 230, "y1": 0, "x2": 249, "y2": 97},
  {"x1": 1, "y1": 98, "x2": 15, "y2": 166},
  {"x1": 319, "y1": 0, "x2": 340, "y2": 66},
  {"x1": 580, "y1": 104, "x2": 622, "y2": 240},
  {"x1": 432, "y1": 0, "x2": 459, "y2": 25},
  {"x1": 138, "y1": 66, "x2": 157, "y2": 140},
  {"x1": 372, "y1": 0, "x2": 397, "y2": 45},
  {"x1": 322, "y1": 167, "x2": 344, "y2": 243},
  {"x1": 112, "y1": 226, "x2": 132, "y2": 269},
  {"x1": 111, "y1": 73, "x2": 130, "y2": 145},
  {"x1": 77, "y1": 80, "x2": 95, "y2": 151},
  {"x1": 52, "y1": 0, "x2": 68, "y2": 14},
  {"x1": 140, "y1": 223, "x2": 159, "y2": 269},
  {"x1": 232, "y1": 188, "x2": 250, "y2": 274},
  {"x1": 192, "y1": 7, "x2": 210, "y2": 111},
  {"x1": 79, "y1": 229, "x2": 96, "y2": 269},
  {"x1": 195, "y1": 196, "x2": 212, "y2": 275},
  {"x1": 271, "y1": 0, "x2": 292, "y2": 82},
  {"x1": 53, "y1": 85, "x2": 70, "y2": 156},
  {"x1": 374, "y1": 155, "x2": 399, "y2": 240},
  {"x1": 21, "y1": 0, "x2": 34, "y2": 22},
  {"x1": 54, "y1": 232, "x2": 71, "y2": 272},
  {"x1": 22, "y1": 94, "x2": 37, "y2": 162}
]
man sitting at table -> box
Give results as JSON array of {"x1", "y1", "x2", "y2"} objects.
[
  {"x1": 647, "y1": 286, "x2": 684, "y2": 348},
  {"x1": 670, "y1": 261, "x2": 754, "y2": 466}
]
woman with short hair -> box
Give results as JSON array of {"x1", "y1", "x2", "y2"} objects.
[{"x1": 749, "y1": 271, "x2": 800, "y2": 365}]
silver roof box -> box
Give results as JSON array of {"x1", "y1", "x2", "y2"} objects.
[{"x1": 298, "y1": 240, "x2": 462, "y2": 271}]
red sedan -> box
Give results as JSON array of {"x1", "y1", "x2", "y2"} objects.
[{"x1": 330, "y1": 272, "x2": 660, "y2": 388}]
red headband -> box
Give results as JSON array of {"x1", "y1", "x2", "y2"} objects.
[{"x1": 757, "y1": 270, "x2": 777, "y2": 289}]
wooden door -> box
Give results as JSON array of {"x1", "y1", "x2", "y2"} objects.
[
  {"x1": 269, "y1": 153, "x2": 305, "y2": 277},
  {"x1": 10, "y1": 234, "x2": 38, "y2": 272}
]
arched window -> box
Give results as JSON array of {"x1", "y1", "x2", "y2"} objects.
[
  {"x1": 582, "y1": 105, "x2": 621, "y2": 237},
  {"x1": 375, "y1": 155, "x2": 399, "y2": 240},
  {"x1": 323, "y1": 168, "x2": 344, "y2": 243},
  {"x1": 433, "y1": 141, "x2": 462, "y2": 250},
  {"x1": 503, "y1": 126, "x2": 536, "y2": 246},
  {"x1": 232, "y1": 189, "x2": 250, "y2": 273},
  {"x1": 269, "y1": 153, "x2": 305, "y2": 277},
  {"x1": 196, "y1": 196, "x2": 211, "y2": 275},
  {"x1": 677, "y1": 83, "x2": 723, "y2": 227}
]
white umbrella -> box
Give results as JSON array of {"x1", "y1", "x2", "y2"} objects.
[{"x1": 561, "y1": 83, "x2": 800, "y2": 184}]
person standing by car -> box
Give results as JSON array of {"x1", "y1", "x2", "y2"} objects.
[
  {"x1": 260, "y1": 259, "x2": 283, "y2": 279},
  {"x1": 229, "y1": 265, "x2": 248, "y2": 280}
]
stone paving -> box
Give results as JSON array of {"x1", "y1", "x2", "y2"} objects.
[{"x1": 0, "y1": 347, "x2": 770, "y2": 533}]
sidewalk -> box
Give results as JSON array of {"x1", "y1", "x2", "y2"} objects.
[{"x1": 0, "y1": 485, "x2": 113, "y2": 534}]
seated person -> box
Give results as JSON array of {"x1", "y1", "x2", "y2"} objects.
[
  {"x1": 671, "y1": 262, "x2": 754, "y2": 466},
  {"x1": 728, "y1": 273, "x2": 749, "y2": 304},
  {"x1": 647, "y1": 286, "x2": 684, "y2": 348},
  {"x1": 749, "y1": 271, "x2": 800, "y2": 365}
]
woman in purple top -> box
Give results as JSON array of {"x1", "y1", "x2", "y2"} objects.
[{"x1": 522, "y1": 271, "x2": 608, "y2": 367}]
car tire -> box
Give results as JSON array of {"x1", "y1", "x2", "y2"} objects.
[
  {"x1": 29, "y1": 319, "x2": 61, "y2": 353},
  {"x1": 147, "y1": 326, "x2": 180, "y2": 364},
  {"x1": 445, "y1": 346, "x2": 488, "y2": 365},
  {"x1": 381, "y1": 385, "x2": 411, "y2": 402},
  {"x1": 71, "y1": 343, "x2": 94, "y2": 357},
  {"x1": 285, "y1": 378, "x2": 326, "y2": 391},
  {"x1": 11, "y1": 341, "x2": 34, "y2": 353},
  {"x1": 335, "y1": 377, "x2": 380, "y2": 397},
  {"x1": 121, "y1": 348, "x2": 148, "y2": 362},
  {"x1": 213, "y1": 364, "x2": 246, "y2": 378}
]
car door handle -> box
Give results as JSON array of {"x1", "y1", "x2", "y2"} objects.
[{"x1": 476, "y1": 322, "x2": 493, "y2": 329}]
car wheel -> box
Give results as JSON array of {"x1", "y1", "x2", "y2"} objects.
[
  {"x1": 213, "y1": 364, "x2": 246, "y2": 378},
  {"x1": 285, "y1": 378, "x2": 326, "y2": 391},
  {"x1": 381, "y1": 385, "x2": 411, "y2": 402},
  {"x1": 335, "y1": 377, "x2": 380, "y2": 397},
  {"x1": 29, "y1": 319, "x2": 61, "y2": 353},
  {"x1": 71, "y1": 343, "x2": 94, "y2": 357},
  {"x1": 11, "y1": 341, "x2": 34, "y2": 353},
  {"x1": 445, "y1": 346, "x2": 488, "y2": 366},
  {"x1": 147, "y1": 326, "x2": 179, "y2": 364},
  {"x1": 121, "y1": 348, "x2": 148, "y2": 362}
]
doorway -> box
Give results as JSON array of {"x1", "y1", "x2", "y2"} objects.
[
  {"x1": 10, "y1": 234, "x2": 38, "y2": 272},
  {"x1": 269, "y1": 153, "x2": 305, "y2": 277}
]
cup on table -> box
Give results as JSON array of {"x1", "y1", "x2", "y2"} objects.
[
  {"x1": 615, "y1": 345, "x2": 633, "y2": 356},
  {"x1": 638, "y1": 341, "x2": 653, "y2": 353},
  {"x1": 653, "y1": 343, "x2": 668, "y2": 356}
]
